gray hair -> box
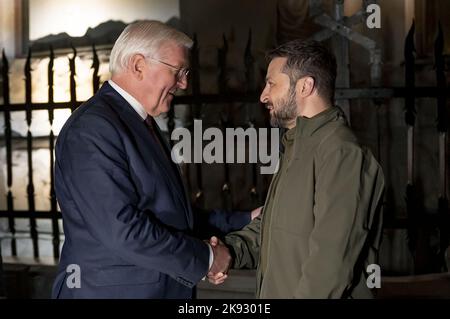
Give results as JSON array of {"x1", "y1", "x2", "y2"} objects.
[{"x1": 109, "y1": 20, "x2": 193, "y2": 75}]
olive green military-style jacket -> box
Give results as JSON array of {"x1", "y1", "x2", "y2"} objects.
[{"x1": 225, "y1": 106, "x2": 385, "y2": 298}]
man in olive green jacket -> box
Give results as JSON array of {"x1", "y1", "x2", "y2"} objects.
[{"x1": 208, "y1": 40, "x2": 385, "y2": 298}]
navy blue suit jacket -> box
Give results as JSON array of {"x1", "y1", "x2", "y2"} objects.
[{"x1": 52, "y1": 82, "x2": 249, "y2": 299}]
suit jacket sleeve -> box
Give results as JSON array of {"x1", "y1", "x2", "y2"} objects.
[
  {"x1": 223, "y1": 214, "x2": 261, "y2": 269},
  {"x1": 193, "y1": 208, "x2": 252, "y2": 239},
  {"x1": 57, "y1": 113, "x2": 209, "y2": 287},
  {"x1": 294, "y1": 143, "x2": 384, "y2": 298}
]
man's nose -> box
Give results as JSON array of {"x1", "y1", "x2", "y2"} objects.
[{"x1": 260, "y1": 87, "x2": 269, "y2": 104}]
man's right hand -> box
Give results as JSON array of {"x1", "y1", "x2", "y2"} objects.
[
  {"x1": 207, "y1": 236, "x2": 231, "y2": 285},
  {"x1": 251, "y1": 206, "x2": 263, "y2": 220}
]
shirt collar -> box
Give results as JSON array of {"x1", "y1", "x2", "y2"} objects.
[
  {"x1": 295, "y1": 106, "x2": 345, "y2": 137},
  {"x1": 108, "y1": 80, "x2": 147, "y2": 120}
]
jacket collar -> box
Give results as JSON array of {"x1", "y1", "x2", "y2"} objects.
[
  {"x1": 280, "y1": 106, "x2": 347, "y2": 157},
  {"x1": 108, "y1": 80, "x2": 147, "y2": 120},
  {"x1": 294, "y1": 106, "x2": 346, "y2": 138},
  {"x1": 99, "y1": 81, "x2": 144, "y2": 123}
]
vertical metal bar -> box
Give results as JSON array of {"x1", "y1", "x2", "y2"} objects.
[
  {"x1": 438, "y1": 133, "x2": 448, "y2": 271},
  {"x1": 375, "y1": 103, "x2": 382, "y2": 161},
  {"x1": 405, "y1": 21, "x2": 416, "y2": 183},
  {"x1": 69, "y1": 45, "x2": 77, "y2": 112},
  {"x1": 92, "y1": 44, "x2": 100, "y2": 94},
  {"x1": 435, "y1": 22, "x2": 448, "y2": 195},
  {"x1": 48, "y1": 46, "x2": 60, "y2": 259},
  {"x1": 25, "y1": 48, "x2": 39, "y2": 258},
  {"x1": 372, "y1": 52, "x2": 383, "y2": 163},
  {"x1": 371, "y1": 46, "x2": 383, "y2": 163},
  {"x1": 438, "y1": 135, "x2": 447, "y2": 199},
  {"x1": 405, "y1": 21, "x2": 416, "y2": 181},
  {"x1": 2, "y1": 49, "x2": 16, "y2": 256},
  {"x1": 407, "y1": 126, "x2": 414, "y2": 183},
  {"x1": 217, "y1": 34, "x2": 228, "y2": 95},
  {"x1": 190, "y1": 34, "x2": 203, "y2": 206},
  {"x1": 244, "y1": 29, "x2": 258, "y2": 204},
  {"x1": 369, "y1": 16, "x2": 383, "y2": 163},
  {"x1": 434, "y1": 21, "x2": 449, "y2": 271},
  {"x1": 333, "y1": 0, "x2": 351, "y2": 124},
  {"x1": 221, "y1": 115, "x2": 232, "y2": 211},
  {"x1": 191, "y1": 34, "x2": 201, "y2": 119},
  {"x1": 193, "y1": 123, "x2": 203, "y2": 206},
  {"x1": 218, "y1": 35, "x2": 232, "y2": 210},
  {"x1": 7, "y1": 194, "x2": 15, "y2": 256},
  {"x1": 25, "y1": 48, "x2": 32, "y2": 132},
  {"x1": 48, "y1": 46, "x2": 54, "y2": 113},
  {"x1": 244, "y1": 29, "x2": 255, "y2": 94},
  {"x1": 404, "y1": 21, "x2": 418, "y2": 265}
]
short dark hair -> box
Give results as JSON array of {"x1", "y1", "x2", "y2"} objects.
[{"x1": 267, "y1": 39, "x2": 337, "y2": 102}]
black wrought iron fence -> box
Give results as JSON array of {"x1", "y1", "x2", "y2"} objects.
[{"x1": 0, "y1": 26, "x2": 449, "y2": 273}]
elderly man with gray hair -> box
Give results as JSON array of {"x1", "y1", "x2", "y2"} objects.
[{"x1": 51, "y1": 20, "x2": 254, "y2": 299}]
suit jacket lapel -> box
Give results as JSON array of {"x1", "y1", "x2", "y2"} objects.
[
  {"x1": 151, "y1": 122, "x2": 194, "y2": 227},
  {"x1": 98, "y1": 82, "x2": 192, "y2": 227}
]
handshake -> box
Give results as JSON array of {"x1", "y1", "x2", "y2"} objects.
[
  {"x1": 205, "y1": 206, "x2": 262, "y2": 285},
  {"x1": 205, "y1": 235, "x2": 232, "y2": 285}
]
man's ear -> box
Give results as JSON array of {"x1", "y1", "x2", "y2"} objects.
[
  {"x1": 129, "y1": 54, "x2": 147, "y2": 80},
  {"x1": 296, "y1": 76, "x2": 315, "y2": 97}
]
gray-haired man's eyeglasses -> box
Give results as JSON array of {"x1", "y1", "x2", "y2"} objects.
[{"x1": 147, "y1": 57, "x2": 190, "y2": 81}]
